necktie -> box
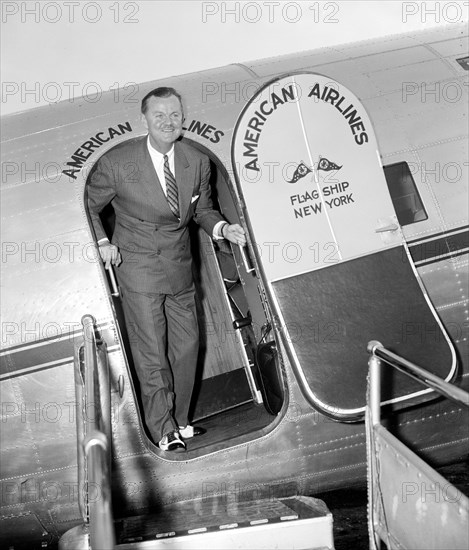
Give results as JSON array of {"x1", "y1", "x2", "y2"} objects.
[{"x1": 163, "y1": 154, "x2": 179, "y2": 218}]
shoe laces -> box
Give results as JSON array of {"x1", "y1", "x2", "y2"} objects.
[{"x1": 166, "y1": 430, "x2": 181, "y2": 443}]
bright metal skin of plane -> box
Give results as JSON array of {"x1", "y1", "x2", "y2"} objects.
[{"x1": 1, "y1": 24, "x2": 468, "y2": 548}]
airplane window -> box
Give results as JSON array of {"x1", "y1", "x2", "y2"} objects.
[{"x1": 383, "y1": 161, "x2": 428, "y2": 226}]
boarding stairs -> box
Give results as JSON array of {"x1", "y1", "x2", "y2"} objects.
[
  {"x1": 61, "y1": 494, "x2": 334, "y2": 550},
  {"x1": 366, "y1": 341, "x2": 469, "y2": 550},
  {"x1": 114, "y1": 494, "x2": 333, "y2": 549},
  {"x1": 60, "y1": 315, "x2": 334, "y2": 550}
]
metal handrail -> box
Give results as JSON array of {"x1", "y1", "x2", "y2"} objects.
[
  {"x1": 81, "y1": 315, "x2": 115, "y2": 549},
  {"x1": 106, "y1": 264, "x2": 120, "y2": 297},
  {"x1": 366, "y1": 341, "x2": 469, "y2": 550},
  {"x1": 367, "y1": 340, "x2": 469, "y2": 410},
  {"x1": 238, "y1": 243, "x2": 256, "y2": 274}
]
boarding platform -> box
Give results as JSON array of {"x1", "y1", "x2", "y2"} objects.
[
  {"x1": 116, "y1": 495, "x2": 334, "y2": 549},
  {"x1": 58, "y1": 317, "x2": 335, "y2": 550},
  {"x1": 60, "y1": 494, "x2": 334, "y2": 550}
]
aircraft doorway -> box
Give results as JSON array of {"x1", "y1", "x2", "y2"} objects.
[
  {"x1": 184, "y1": 138, "x2": 286, "y2": 424},
  {"x1": 84, "y1": 138, "x2": 285, "y2": 456}
]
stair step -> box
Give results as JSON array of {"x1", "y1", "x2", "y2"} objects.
[{"x1": 115, "y1": 495, "x2": 334, "y2": 549}]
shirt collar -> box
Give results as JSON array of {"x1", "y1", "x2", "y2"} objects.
[{"x1": 146, "y1": 135, "x2": 174, "y2": 162}]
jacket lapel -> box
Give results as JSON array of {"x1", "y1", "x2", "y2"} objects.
[{"x1": 174, "y1": 141, "x2": 194, "y2": 225}]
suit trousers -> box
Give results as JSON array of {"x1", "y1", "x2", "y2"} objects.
[{"x1": 121, "y1": 283, "x2": 199, "y2": 442}]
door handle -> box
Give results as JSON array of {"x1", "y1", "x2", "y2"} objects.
[{"x1": 375, "y1": 223, "x2": 399, "y2": 233}]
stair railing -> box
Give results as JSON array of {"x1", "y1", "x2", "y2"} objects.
[
  {"x1": 81, "y1": 314, "x2": 115, "y2": 549},
  {"x1": 366, "y1": 340, "x2": 469, "y2": 550}
]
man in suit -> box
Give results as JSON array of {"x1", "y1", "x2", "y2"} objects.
[{"x1": 87, "y1": 87, "x2": 246, "y2": 452}]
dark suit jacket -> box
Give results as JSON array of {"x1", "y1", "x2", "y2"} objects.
[{"x1": 87, "y1": 136, "x2": 223, "y2": 294}]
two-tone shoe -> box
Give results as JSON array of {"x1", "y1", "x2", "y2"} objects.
[
  {"x1": 159, "y1": 430, "x2": 186, "y2": 452},
  {"x1": 179, "y1": 425, "x2": 206, "y2": 438}
]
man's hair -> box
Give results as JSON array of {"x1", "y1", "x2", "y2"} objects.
[{"x1": 141, "y1": 87, "x2": 183, "y2": 114}]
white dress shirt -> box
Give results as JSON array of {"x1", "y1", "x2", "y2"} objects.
[
  {"x1": 146, "y1": 137, "x2": 225, "y2": 238},
  {"x1": 146, "y1": 136, "x2": 175, "y2": 198}
]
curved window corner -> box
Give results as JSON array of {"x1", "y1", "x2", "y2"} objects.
[{"x1": 383, "y1": 161, "x2": 428, "y2": 226}]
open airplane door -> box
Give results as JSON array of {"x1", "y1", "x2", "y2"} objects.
[{"x1": 232, "y1": 73, "x2": 456, "y2": 420}]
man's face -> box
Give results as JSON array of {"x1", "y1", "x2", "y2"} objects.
[{"x1": 142, "y1": 95, "x2": 184, "y2": 153}]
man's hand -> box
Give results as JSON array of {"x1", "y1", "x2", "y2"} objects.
[
  {"x1": 223, "y1": 224, "x2": 246, "y2": 246},
  {"x1": 99, "y1": 242, "x2": 122, "y2": 269}
]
